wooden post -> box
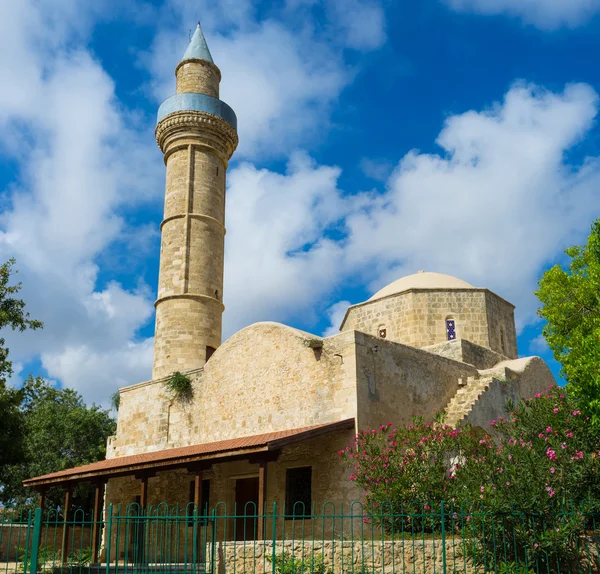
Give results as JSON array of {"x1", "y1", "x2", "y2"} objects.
[
  {"x1": 38, "y1": 489, "x2": 46, "y2": 512},
  {"x1": 90, "y1": 482, "x2": 104, "y2": 565},
  {"x1": 257, "y1": 460, "x2": 267, "y2": 540},
  {"x1": 61, "y1": 486, "x2": 72, "y2": 564},
  {"x1": 194, "y1": 470, "x2": 203, "y2": 512},
  {"x1": 136, "y1": 475, "x2": 149, "y2": 565},
  {"x1": 139, "y1": 475, "x2": 148, "y2": 512}
]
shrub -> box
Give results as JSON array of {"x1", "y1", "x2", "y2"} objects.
[
  {"x1": 266, "y1": 551, "x2": 330, "y2": 574},
  {"x1": 342, "y1": 387, "x2": 600, "y2": 571},
  {"x1": 164, "y1": 372, "x2": 193, "y2": 403}
]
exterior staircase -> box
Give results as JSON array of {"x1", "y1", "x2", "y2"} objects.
[{"x1": 444, "y1": 373, "x2": 498, "y2": 427}]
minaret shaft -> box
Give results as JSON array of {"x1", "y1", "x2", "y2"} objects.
[{"x1": 152, "y1": 23, "x2": 237, "y2": 379}]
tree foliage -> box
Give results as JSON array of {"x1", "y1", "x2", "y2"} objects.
[
  {"x1": 536, "y1": 218, "x2": 600, "y2": 426},
  {"x1": 0, "y1": 258, "x2": 43, "y2": 385},
  {"x1": 0, "y1": 377, "x2": 116, "y2": 511},
  {"x1": 342, "y1": 389, "x2": 600, "y2": 570},
  {"x1": 0, "y1": 258, "x2": 43, "y2": 469}
]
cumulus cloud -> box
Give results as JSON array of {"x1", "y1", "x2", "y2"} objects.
[
  {"x1": 322, "y1": 301, "x2": 352, "y2": 337},
  {"x1": 222, "y1": 152, "x2": 353, "y2": 334},
  {"x1": 222, "y1": 82, "x2": 600, "y2": 336},
  {"x1": 443, "y1": 0, "x2": 600, "y2": 29},
  {"x1": 0, "y1": 0, "x2": 161, "y2": 405},
  {"x1": 342, "y1": 83, "x2": 600, "y2": 328},
  {"x1": 145, "y1": 0, "x2": 386, "y2": 158}
]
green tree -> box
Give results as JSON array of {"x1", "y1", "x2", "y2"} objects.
[
  {"x1": 536, "y1": 219, "x2": 600, "y2": 426},
  {"x1": 0, "y1": 258, "x2": 43, "y2": 385},
  {"x1": 0, "y1": 258, "x2": 43, "y2": 468},
  {"x1": 0, "y1": 376, "x2": 116, "y2": 511}
]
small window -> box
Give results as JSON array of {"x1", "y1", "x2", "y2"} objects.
[
  {"x1": 446, "y1": 318, "x2": 457, "y2": 341},
  {"x1": 285, "y1": 467, "x2": 311, "y2": 518},
  {"x1": 378, "y1": 325, "x2": 387, "y2": 339},
  {"x1": 500, "y1": 326, "x2": 506, "y2": 354},
  {"x1": 206, "y1": 346, "x2": 216, "y2": 361}
]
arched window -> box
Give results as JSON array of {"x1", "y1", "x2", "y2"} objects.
[{"x1": 446, "y1": 317, "x2": 457, "y2": 341}]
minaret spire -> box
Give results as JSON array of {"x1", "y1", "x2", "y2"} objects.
[
  {"x1": 182, "y1": 21, "x2": 214, "y2": 64},
  {"x1": 152, "y1": 25, "x2": 238, "y2": 379}
]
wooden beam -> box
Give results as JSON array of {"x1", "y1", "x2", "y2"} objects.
[
  {"x1": 38, "y1": 489, "x2": 46, "y2": 512},
  {"x1": 193, "y1": 470, "x2": 203, "y2": 513},
  {"x1": 257, "y1": 460, "x2": 267, "y2": 540},
  {"x1": 61, "y1": 487, "x2": 72, "y2": 564},
  {"x1": 90, "y1": 482, "x2": 104, "y2": 564},
  {"x1": 139, "y1": 475, "x2": 148, "y2": 512}
]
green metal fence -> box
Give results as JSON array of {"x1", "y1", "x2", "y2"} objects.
[{"x1": 1, "y1": 502, "x2": 599, "y2": 574}]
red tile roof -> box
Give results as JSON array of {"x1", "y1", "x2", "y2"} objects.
[{"x1": 24, "y1": 418, "x2": 355, "y2": 487}]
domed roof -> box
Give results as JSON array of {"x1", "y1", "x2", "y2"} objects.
[{"x1": 369, "y1": 271, "x2": 476, "y2": 301}]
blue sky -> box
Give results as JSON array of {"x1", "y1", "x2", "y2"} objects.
[{"x1": 1, "y1": 0, "x2": 599, "y2": 404}]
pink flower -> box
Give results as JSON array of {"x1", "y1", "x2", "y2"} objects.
[
  {"x1": 535, "y1": 393, "x2": 542, "y2": 398},
  {"x1": 506, "y1": 481, "x2": 511, "y2": 486},
  {"x1": 490, "y1": 420, "x2": 496, "y2": 426},
  {"x1": 573, "y1": 410, "x2": 581, "y2": 416},
  {"x1": 547, "y1": 448, "x2": 557, "y2": 460},
  {"x1": 550, "y1": 467, "x2": 555, "y2": 474},
  {"x1": 480, "y1": 495, "x2": 484, "y2": 499},
  {"x1": 553, "y1": 408, "x2": 559, "y2": 413},
  {"x1": 546, "y1": 427, "x2": 552, "y2": 433},
  {"x1": 480, "y1": 486, "x2": 485, "y2": 492}
]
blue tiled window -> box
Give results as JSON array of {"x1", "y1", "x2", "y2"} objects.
[{"x1": 446, "y1": 319, "x2": 457, "y2": 341}]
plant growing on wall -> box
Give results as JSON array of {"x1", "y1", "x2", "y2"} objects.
[{"x1": 165, "y1": 371, "x2": 194, "y2": 403}]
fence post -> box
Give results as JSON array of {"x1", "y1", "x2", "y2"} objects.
[
  {"x1": 105, "y1": 504, "x2": 113, "y2": 574},
  {"x1": 271, "y1": 502, "x2": 277, "y2": 574},
  {"x1": 28, "y1": 508, "x2": 42, "y2": 574},
  {"x1": 440, "y1": 501, "x2": 447, "y2": 574}
]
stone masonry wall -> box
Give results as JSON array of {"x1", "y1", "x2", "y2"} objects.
[
  {"x1": 423, "y1": 339, "x2": 508, "y2": 370},
  {"x1": 153, "y1": 138, "x2": 228, "y2": 379},
  {"x1": 484, "y1": 292, "x2": 518, "y2": 359},
  {"x1": 111, "y1": 324, "x2": 358, "y2": 457},
  {"x1": 342, "y1": 290, "x2": 495, "y2": 352},
  {"x1": 353, "y1": 332, "x2": 479, "y2": 431},
  {"x1": 104, "y1": 429, "x2": 358, "y2": 548},
  {"x1": 176, "y1": 60, "x2": 220, "y2": 98}
]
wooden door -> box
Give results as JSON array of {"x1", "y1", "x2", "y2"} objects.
[{"x1": 235, "y1": 477, "x2": 259, "y2": 541}]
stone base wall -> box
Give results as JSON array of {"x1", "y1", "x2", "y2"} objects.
[{"x1": 212, "y1": 540, "x2": 478, "y2": 574}]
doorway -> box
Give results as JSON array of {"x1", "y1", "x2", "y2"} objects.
[{"x1": 235, "y1": 477, "x2": 259, "y2": 541}]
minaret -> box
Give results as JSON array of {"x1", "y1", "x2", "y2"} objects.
[{"x1": 153, "y1": 23, "x2": 238, "y2": 379}]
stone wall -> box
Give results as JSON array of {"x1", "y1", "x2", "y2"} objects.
[
  {"x1": 466, "y1": 357, "x2": 556, "y2": 431},
  {"x1": 423, "y1": 339, "x2": 507, "y2": 370},
  {"x1": 212, "y1": 539, "x2": 478, "y2": 574},
  {"x1": 484, "y1": 292, "x2": 518, "y2": 359},
  {"x1": 111, "y1": 324, "x2": 358, "y2": 457},
  {"x1": 176, "y1": 60, "x2": 220, "y2": 98},
  {"x1": 353, "y1": 332, "x2": 479, "y2": 431},
  {"x1": 342, "y1": 290, "x2": 503, "y2": 352}
]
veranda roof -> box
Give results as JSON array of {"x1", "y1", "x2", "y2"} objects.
[{"x1": 24, "y1": 418, "x2": 355, "y2": 488}]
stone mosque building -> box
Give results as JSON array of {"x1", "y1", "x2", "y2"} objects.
[{"x1": 25, "y1": 24, "x2": 555, "y2": 531}]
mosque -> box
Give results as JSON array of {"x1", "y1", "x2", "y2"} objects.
[{"x1": 24, "y1": 23, "x2": 555, "y2": 539}]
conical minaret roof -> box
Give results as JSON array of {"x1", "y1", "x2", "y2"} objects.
[{"x1": 182, "y1": 22, "x2": 214, "y2": 64}]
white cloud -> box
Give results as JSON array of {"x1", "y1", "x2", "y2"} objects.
[
  {"x1": 221, "y1": 82, "x2": 600, "y2": 338},
  {"x1": 0, "y1": 0, "x2": 161, "y2": 405},
  {"x1": 222, "y1": 152, "x2": 352, "y2": 335},
  {"x1": 145, "y1": 0, "x2": 386, "y2": 158},
  {"x1": 529, "y1": 334, "x2": 549, "y2": 354},
  {"x1": 444, "y1": 0, "x2": 600, "y2": 29},
  {"x1": 342, "y1": 82, "x2": 600, "y2": 328},
  {"x1": 322, "y1": 301, "x2": 352, "y2": 337}
]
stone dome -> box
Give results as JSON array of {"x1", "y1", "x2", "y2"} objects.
[{"x1": 368, "y1": 271, "x2": 476, "y2": 301}]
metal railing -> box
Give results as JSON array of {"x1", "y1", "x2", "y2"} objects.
[{"x1": 1, "y1": 501, "x2": 599, "y2": 574}]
